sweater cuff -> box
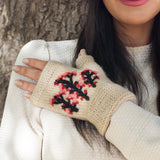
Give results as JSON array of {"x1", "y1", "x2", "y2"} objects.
[{"x1": 105, "y1": 101, "x2": 160, "y2": 160}]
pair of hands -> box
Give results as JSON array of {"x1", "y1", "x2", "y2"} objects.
[{"x1": 12, "y1": 49, "x2": 86, "y2": 99}]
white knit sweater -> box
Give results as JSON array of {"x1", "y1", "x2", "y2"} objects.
[{"x1": 0, "y1": 39, "x2": 160, "y2": 160}]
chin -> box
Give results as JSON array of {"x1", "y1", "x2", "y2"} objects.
[
  {"x1": 123, "y1": 18, "x2": 153, "y2": 25},
  {"x1": 117, "y1": 13, "x2": 155, "y2": 25}
]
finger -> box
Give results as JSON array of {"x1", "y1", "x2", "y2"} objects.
[
  {"x1": 78, "y1": 49, "x2": 86, "y2": 57},
  {"x1": 76, "y1": 49, "x2": 96, "y2": 69},
  {"x1": 12, "y1": 65, "x2": 41, "y2": 81},
  {"x1": 22, "y1": 58, "x2": 48, "y2": 71},
  {"x1": 14, "y1": 79, "x2": 36, "y2": 93},
  {"x1": 24, "y1": 92, "x2": 32, "y2": 99}
]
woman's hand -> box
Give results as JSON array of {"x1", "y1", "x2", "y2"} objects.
[
  {"x1": 12, "y1": 49, "x2": 137, "y2": 136},
  {"x1": 12, "y1": 51, "x2": 84, "y2": 99},
  {"x1": 12, "y1": 58, "x2": 48, "y2": 99}
]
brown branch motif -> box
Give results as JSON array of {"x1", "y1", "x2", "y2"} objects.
[{"x1": 49, "y1": 69, "x2": 100, "y2": 115}]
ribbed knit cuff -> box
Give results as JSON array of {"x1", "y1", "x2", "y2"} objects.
[{"x1": 87, "y1": 82, "x2": 137, "y2": 136}]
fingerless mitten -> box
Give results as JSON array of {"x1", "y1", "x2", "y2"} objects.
[{"x1": 30, "y1": 54, "x2": 137, "y2": 136}]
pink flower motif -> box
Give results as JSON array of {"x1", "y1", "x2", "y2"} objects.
[
  {"x1": 72, "y1": 100, "x2": 79, "y2": 105},
  {"x1": 59, "y1": 85, "x2": 63, "y2": 90},
  {"x1": 56, "y1": 75, "x2": 63, "y2": 81},
  {"x1": 93, "y1": 75, "x2": 100, "y2": 80},
  {"x1": 68, "y1": 108, "x2": 73, "y2": 115},
  {"x1": 76, "y1": 83, "x2": 80, "y2": 88},
  {"x1": 80, "y1": 97, "x2": 84, "y2": 101},
  {"x1": 84, "y1": 89, "x2": 87, "y2": 94},
  {"x1": 73, "y1": 72, "x2": 77, "y2": 76},
  {"x1": 78, "y1": 81, "x2": 85, "y2": 87},
  {"x1": 89, "y1": 84, "x2": 92, "y2": 87},
  {"x1": 59, "y1": 85, "x2": 68, "y2": 95},
  {"x1": 49, "y1": 94, "x2": 61, "y2": 107},
  {"x1": 72, "y1": 99, "x2": 79, "y2": 104},
  {"x1": 80, "y1": 76, "x2": 84, "y2": 80},
  {"x1": 93, "y1": 70, "x2": 99, "y2": 74},
  {"x1": 67, "y1": 92, "x2": 79, "y2": 105},
  {"x1": 94, "y1": 81, "x2": 98, "y2": 85},
  {"x1": 76, "y1": 81, "x2": 86, "y2": 88},
  {"x1": 67, "y1": 92, "x2": 78, "y2": 100},
  {"x1": 49, "y1": 99, "x2": 54, "y2": 106}
]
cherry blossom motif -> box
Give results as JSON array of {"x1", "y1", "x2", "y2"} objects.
[
  {"x1": 80, "y1": 69, "x2": 99, "y2": 88},
  {"x1": 56, "y1": 71, "x2": 77, "y2": 83},
  {"x1": 67, "y1": 92, "x2": 79, "y2": 105},
  {"x1": 59, "y1": 85, "x2": 69, "y2": 95},
  {"x1": 55, "y1": 72, "x2": 89, "y2": 100},
  {"x1": 49, "y1": 94, "x2": 60, "y2": 107},
  {"x1": 49, "y1": 69, "x2": 100, "y2": 114},
  {"x1": 76, "y1": 81, "x2": 86, "y2": 88},
  {"x1": 49, "y1": 94, "x2": 78, "y2": 115}
]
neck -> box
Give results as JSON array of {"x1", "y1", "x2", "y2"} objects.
[{"x1": 113, "y1": 19, "x2": 154, "y2": 47}]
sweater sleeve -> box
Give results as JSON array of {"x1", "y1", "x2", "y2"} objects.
[
  {"x1": 0, "y1": 40, "x2": 50, "y2": 160},
  {"x1": 105, "y1": 101, "x2": 160, "y2": 160}
]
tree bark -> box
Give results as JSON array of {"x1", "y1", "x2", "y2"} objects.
[{"x1": 0, "y1": 0, "x2": 88, "y2": 124}]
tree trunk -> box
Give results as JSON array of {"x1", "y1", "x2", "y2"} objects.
[{"x1": 0, "y1": 0, "x2": 88, "y2": 124}]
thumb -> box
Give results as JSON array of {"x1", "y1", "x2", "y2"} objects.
[
  {"x1": 76, "y1": 49, "x2": 109, "y2": 81},
  {"x1": 76, "y1": 49, "x2": 96, "y2": 69}
]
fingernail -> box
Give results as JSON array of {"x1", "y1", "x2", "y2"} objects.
[
  {"x1": 15, "y1": 80, "x2": 23, "y2": 86},
  {"x1": 80, "y1": 49, "x2": 86, "y2": 55},
  {"x1": 24, "y1": 93, "x2": 31, "y2": 99},
  {"x1": 23, "y1": 58, "x2": 29, "y2": 64},
  {"x1": 12, "y1": 66, "x2": 20, "y2": 72}
]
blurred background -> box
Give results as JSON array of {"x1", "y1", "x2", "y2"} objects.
[{"x1": 0, "y1": 0, "x2": 88, "y2": 124}]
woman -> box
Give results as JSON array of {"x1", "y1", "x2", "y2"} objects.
[{"x1": 1, "y1": 0, "x2": 160, "y2": 159}]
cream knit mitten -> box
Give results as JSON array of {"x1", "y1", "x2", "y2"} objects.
[{"x1": 30, "y1": 54, "x2": 137, "y2": 136}]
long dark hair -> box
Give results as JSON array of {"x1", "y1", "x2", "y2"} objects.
[{"x1": 71, "y1": 0, "x2": 160, "y2": 151}]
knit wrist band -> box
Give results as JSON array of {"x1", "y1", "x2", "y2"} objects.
[{"x1": 86, "y1": 82, "x2": 137, "y2": 136}]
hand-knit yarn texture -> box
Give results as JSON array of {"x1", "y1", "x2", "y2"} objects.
[
  {"x1": 126, "y1": 44, "x2": 158, "y2": 114},
  {"x1": 30, "y1": 53, "x2": 137, "y2": 136},
  {"x1": 0, "y1": 40, "x2": 159, "y2": 160}
]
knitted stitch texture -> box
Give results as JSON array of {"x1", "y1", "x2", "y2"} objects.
[
  {"x1": 1, "y1": 40, "x2": 159, "y2": 160},
  {"x1": 30, "y1": 54, "x2": 137, "y2": 136}
]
